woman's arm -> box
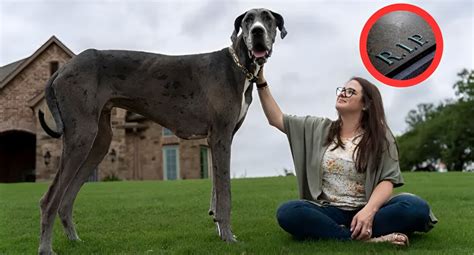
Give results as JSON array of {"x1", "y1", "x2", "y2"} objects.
[
  {"x1": 257, "y1": 67, "x2": 285, "y2": 132},
  {"x1": 351, "y1": 180, "x2": 394, "y2": 240}
]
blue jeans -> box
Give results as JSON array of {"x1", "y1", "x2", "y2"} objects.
[{"x1": 276, "y1": 194, "x2": 432, "y2": 240}]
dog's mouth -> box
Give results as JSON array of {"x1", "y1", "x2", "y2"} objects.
[
  {"x1": 251, "y1": 50, "x2": 269, "y2": 58},
  {"x1": 249, "y1": 44, "x2": 272, "y2": 65}
]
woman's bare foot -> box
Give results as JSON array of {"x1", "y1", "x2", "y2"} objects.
[{"x1": 366, "y1": 233, "x2": 409, "y2": 247}]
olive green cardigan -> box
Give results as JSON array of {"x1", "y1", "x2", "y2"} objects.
[{"x1": 283, "y1": 114, "x2": 438, "y2": 231}]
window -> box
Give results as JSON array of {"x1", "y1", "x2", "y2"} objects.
[
  {"x1": 163, "y1": 127, "x2": 174, "y2": 137},
  {"x1": 200, "y1": 146, "x2": 210, "y2": 179},
  {"x1": 163, "y1": 145, "x2": 179, "y2": 180},
  {"x1": 50, "y1": 61, "x2": 59, "y2": 76}
]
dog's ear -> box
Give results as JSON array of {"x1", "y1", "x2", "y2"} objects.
[
  {"x1": 231, "y1": 12, "x2": 247, "y2": 44},
  {"x1": 270, "y1": 11, "x2": 288, "y2": 39}
]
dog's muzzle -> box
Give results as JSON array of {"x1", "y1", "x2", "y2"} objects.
[{"x1": 249, "y1": 27, "x2": 272, "y2": 65}]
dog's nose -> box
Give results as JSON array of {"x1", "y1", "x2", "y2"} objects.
[{"x1": 251, "y1": 27, "x2": 265, "y2": 36}]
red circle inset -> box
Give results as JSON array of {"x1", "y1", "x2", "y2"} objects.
[{"x1": 359, "y1": 3, "x2": 443, "y2": 87}]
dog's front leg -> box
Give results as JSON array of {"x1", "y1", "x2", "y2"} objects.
[
  {"x1": 208, "y1": 182, "x2": 216, "y2": 217},
  {"x1": 208, "y1": 132, "x2": 236, "y2": 242}
]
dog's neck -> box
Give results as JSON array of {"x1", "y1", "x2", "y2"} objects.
[{"x1": 232, "y1": 35, "x2": 257, "y2": 74}]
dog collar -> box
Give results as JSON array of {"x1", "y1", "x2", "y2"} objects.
[{"x1": 228, "y1": 46, "x2": 258, "y2": 83}]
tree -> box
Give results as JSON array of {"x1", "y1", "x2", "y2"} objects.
[
  {"x1": 405, "y1": 103, "x2": 435, "y2": 130},
  {"x1": 453, "y1": 69, "x2": 474, "y2": 101},
  {"x1": 436, "y1": 100, "x2": 474, "y2": 170},
  {"x1": 397, "y1": 69, "x2": 474, "y2": 171}
]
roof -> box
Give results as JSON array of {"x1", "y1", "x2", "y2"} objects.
[
  {"x1": 0, "y1": 35, "x2": 75, "y2": 90},
  {"x1": 0, "y1": 58, "x2": 27, "y2": 83}
]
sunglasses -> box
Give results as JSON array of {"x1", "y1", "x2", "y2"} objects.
[{"x1": 336, "y1": 87, "x2": 358, "y2": 98}]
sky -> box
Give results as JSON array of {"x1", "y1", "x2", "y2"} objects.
[{"x1": 1, "y1": 0, "x2": 473, "y2": 178}]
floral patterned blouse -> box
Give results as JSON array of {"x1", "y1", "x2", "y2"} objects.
[{"x1": 319, "y1": 134, "x2": 367, "y2": 210}]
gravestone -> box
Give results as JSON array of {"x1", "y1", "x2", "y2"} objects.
[{"x1": 367, "y1": 11, "x2": 436, "y2": 80}]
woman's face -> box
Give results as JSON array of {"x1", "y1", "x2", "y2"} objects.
[{"x1": 335, "y1": 79, "x2": 365, "y2": 114}]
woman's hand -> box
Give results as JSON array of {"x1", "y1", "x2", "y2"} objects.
[
  {"x1": 350, "y1": 206, "x2": 376, "y2": 240},
  {"x1": 350, "y1": 181, "x2": 393, "y2": 240},
  {"x1": 257, "y1": 65, "x2": 266, "y2": 84}
]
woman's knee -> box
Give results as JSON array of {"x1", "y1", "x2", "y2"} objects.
[
  {"x1": 276, "y1": 200, "x2": 308, "y2": 229},
  {"x1": 392, "y1": 194, "x2": 430, "y2": 221}
]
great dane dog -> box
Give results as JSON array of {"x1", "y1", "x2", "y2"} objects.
[{"x1": 37, "y1": 8, "x2": 286, "y2": 254}]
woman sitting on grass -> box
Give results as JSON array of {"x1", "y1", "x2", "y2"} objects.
[{"x1": 256, "y1": 67, "x2": 437, "y2": 246}]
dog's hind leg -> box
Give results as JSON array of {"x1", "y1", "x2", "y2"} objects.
[
  {"x1": 38, "y1": 169, "x2": 61, "y2": 255},
  {"x1": 58, "y1": 109, "x2": 113, "y2": 241},
  {"x1": 38, "y1": 117, "x2": 101, "y2": 255}
]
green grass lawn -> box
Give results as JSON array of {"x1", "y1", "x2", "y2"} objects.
[{"x1": 1, "y1": 172, "x2": 473, "y2": 254}]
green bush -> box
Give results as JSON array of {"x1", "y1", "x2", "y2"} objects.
[{"x1": 101, "y1": 173, "x2": 121, "y2": 182}]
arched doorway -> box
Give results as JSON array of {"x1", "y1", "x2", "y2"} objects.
[{"x1": 0, "y1": 130, "x2": 36, "y2": 182}]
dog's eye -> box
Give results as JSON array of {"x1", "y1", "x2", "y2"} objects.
[
  {"x1": 244, "y1": 15, "x2": 254, "y2": 23},
  {"x1": 261, "y1": 12, "x2": 271, "y2": 21}
]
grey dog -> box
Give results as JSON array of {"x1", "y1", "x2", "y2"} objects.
[{"x1": 37, "y1": 8, "x2": 287, "y2": 254}]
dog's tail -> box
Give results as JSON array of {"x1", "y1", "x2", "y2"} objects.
[{"x1": 38, "y1": 72, "x2": 63, "y2": 139}]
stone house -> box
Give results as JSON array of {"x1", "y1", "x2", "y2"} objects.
[{"x1": 0, "y1": 36, "x2": 211, "y2": 183}]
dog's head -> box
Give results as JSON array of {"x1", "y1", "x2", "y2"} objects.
[{"x1": 231, "y1": 8, "x2": 287, "y2": 65}]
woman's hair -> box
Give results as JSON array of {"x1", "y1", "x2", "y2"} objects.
[{"x1": 325, "y1": 77, "x2": 396, "y2": 173}]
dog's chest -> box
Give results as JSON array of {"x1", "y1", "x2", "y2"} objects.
[{"x1": 237, "y1": 66, "x2": 261, "y2": 123}]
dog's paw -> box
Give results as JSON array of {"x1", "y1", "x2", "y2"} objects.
[
  {"x1": 38, "y1": 248, "x2": 57, "y2": 255},
  {"x1": 215, "y1": 222, "x2": 238, "y2": 242},
  {"x1": 69, "y1": 237, "x2": 83, "y2": 243},
  {"x1": 221, "y1": 232, "x2": 238, "y2": 242},
  {"x1": 66, "y1": 233, "x2": 82, "y2": 242}
]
